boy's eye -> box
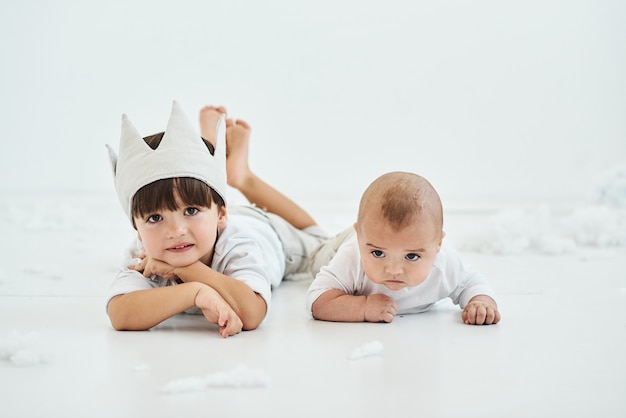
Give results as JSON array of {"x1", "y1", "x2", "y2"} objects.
[
  {"x1": 371, "y1": 250, "x2": 385, "y2": 258},
  {"x1": 184, "y1": 207, "x2": 199, "y2": 216},
  {"x1": 405, "y1": 253, "x2": 421, "y2": 261},
  {"x1": 147, "y1": 214, "x2": 162, "y2": 223}
]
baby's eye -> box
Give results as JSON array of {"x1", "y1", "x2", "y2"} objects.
[
  {"x1": 184, "y1": 207, "x2": 199, "y2": 216},
  {"x1": 405, "y1": 253, "x2": 420, "y2": 261},
  {"x1": 371, "y1": 250, "x2": 385, "y2": 258},
  {"x1": 146, "y1": 214, "x2": 162, "y2": 223}
]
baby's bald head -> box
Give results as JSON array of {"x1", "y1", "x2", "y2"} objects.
[{"x1": 357, "y1": 172, "x2": 443, "y2": 235}]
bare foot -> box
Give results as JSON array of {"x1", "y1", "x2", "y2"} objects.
[
  {"x1": 199, "y1": 105, "x2": 227, "y2": 146},
  {"x1": 225, "y1": 118, "x2": 252, "y2": 189}
]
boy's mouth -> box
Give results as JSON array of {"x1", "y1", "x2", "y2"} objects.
[{"x1": 167, "y1": 244, "x2": 193, "y2": 252}]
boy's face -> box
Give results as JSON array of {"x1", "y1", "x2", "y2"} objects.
[
  {"x1": 355, "y1": 212, "x2": 444, "y2": 291},
  {"x1": 134, "y1": 191, "x2": 227, "y2": 267}
]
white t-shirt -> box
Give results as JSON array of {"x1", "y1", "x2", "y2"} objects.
[
  {"x1": 305, "y1": 235, "x2": 496, "y2": 315},
  {"x1": 106, "y1": 212, "x2": 286, "y2": 313}
]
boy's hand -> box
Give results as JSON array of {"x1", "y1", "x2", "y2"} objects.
[
  {"x1": 462, "y1": 295, "x2": 501, "y2": 325},
  {"x1": 130, "y1": 256, "x2": 179, "y2": 280},
  {"x1": 195, "y1": 286, "x2": 243, "y2": 338},
  {"x1": 364, "y1": 293, "x2": 397, "y2": 323}
]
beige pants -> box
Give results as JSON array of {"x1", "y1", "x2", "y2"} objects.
[
  {"x1": 307, "y1": 226, "x2": 356, "y2": 278},
  {"x1": 229, "y1": 205, "x2": 329, "y2": 279}
]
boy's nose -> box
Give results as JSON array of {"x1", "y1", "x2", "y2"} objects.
[{"x1": 166, "y1": 219, "x2": 187, "y2": 238}]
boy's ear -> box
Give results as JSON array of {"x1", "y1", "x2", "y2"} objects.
[
  {"x1": 136, "y1": 231, "x2": 143, "y2": 242},
  {"x1": 217, "y1": 207, "x2": 228, "y2": 228}
]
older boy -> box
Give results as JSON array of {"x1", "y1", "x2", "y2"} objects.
[{"x1": 106, "y1": 102, "x2": 327, "y2": 337}]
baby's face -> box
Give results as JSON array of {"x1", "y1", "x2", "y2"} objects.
[{"x1": 355, "y1": 215, "x2": 443, "y2": 291}]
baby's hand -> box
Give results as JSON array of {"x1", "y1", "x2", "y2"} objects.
[
  {"x1": 364, "y1": 293, "x2": 397, "y2": 323},
  {"x1": 462, "y1": 296, "x2": 501, "y2": 325},
  {"x1": 195, "y1": 286, "x2": 243, "y2": 338}
]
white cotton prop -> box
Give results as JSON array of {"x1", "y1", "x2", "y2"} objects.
[
  {"x1": 10, "y1": 348, "x2": 52, "y2": 367},
  {"x1": 348, "y1": 340, "x2": 384, "y2": 360},
  {"x1": 532, "y1": 234, "x2": 577, "y2": 255},
  {"x1": 461, "y1": 209, "x2": 533, "y2": 255},
  {"x1": 460, "y1": 204, "x2": 626, "y2": 255},
  {"x1": 161, "y1": 364, "x2": 271, "y2": 393},
  {"x1": 162, "y1": 376, "x2": 208, "y2": 393},
  {"x1": 0, "y1": 331, "x2": 52, "y2": 366},
  {"x1": 595, "y1": 164, "x2": 626, "y2": 209},
  {"x1": 134, "y1": 363, "x2": 152, "y2": 372},
  {"x1": 560, "y1": 206, "x2": 626, "y2": 247}
]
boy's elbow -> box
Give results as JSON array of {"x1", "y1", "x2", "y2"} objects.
[
  {"x1": 108, "y1": 311, "x2": 135, "y2": 331},
  {"x1": 107, "y1": 298, "x2": 126, "y2": 330},
  {"x1": 242, "y1": 320, "x2": 261, "y2": 331},
  {"x1": 238, "y1": 294, "x2": 267, "y2": 331},
  {"x1": 110, "y1": 319, "x2": 129, "y2": 331},
  {"x1": 240, "y1": 310, "x2": 264, "y2": 331},
  {"x1": 107, "y1": 296, "x2": 148, "y2": 331},
  {"x1": 108, "y1": 312, "x2": 130, "y2": 331},
  {"x1": 109, "y1": 315, "x2": 149, "y2": 331}
]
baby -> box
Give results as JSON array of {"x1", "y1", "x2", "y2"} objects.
[{"x1": 306, "y1": 171, "x2": 501, "y2": 325}]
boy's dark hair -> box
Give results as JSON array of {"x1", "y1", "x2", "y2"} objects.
[{"x1": 130, "y1": 132, "x2": 225, "y2": 226}]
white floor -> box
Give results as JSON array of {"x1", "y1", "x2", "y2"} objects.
[{"x1": 1, "y1": 192, "x2": 625, "y2": 418}]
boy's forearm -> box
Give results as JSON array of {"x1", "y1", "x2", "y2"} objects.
[
  {"x1": 311, "y1": 290, "x2": 367, "y2": 322},
  {"x1": 107, "y1": 282, "x2": 203, "y2": 330},
  {"x1": 175, "y1": 262, "x2": 267, "y2": 330}
]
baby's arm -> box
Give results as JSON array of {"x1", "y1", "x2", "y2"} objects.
[
  {"x1": 462, "y1": 295, "x2": 500, "y2": 325},
  {"x1": 311, "y1": 289, "x2": 397, "y2": 323},
  {"x1": 107, "y1": 282, "x2": 242, "y2": 337}
]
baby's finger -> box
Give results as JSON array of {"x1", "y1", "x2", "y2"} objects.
[
  {"x1": 382, "y1": 311, "x2": 395, "y2": 323},
  {"x1": 487, "y1": 309, "x2": 501, "y2": 325},
  {"x1": 463, "y1": 305, "x2": 476, "y2": 324},
  {"x1": 390, "y1": 303, "x2": 398, "y2": 316},
  {"x1": 484, "y1": 308, "x2": 496, "y2": 325},
  {"x1": 475, "y1": 305, "x2": 487, "y2": 325}
]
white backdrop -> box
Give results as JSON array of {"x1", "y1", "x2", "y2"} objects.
[{"x1": 1, "y1": 0, "x2": 624, "y2": 208}]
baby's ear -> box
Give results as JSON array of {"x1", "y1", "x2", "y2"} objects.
[{"x1": 437, "y1": 231, "x2": 446, "y2": 251}]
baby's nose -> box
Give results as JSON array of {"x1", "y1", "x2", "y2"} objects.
[{"x1": 385, "y1": 260, "x2": 403, "y2": 275}]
